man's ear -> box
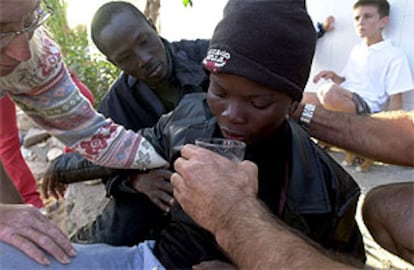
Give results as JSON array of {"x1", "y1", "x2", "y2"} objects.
[
  {"x1": 380, "y1": 15, "x2": 389, "y2": 29},
  {"x1": 287, "y1": 100, "x2": 299, "y2": 118}
]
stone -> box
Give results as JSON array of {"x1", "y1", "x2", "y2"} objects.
[
  {"x1": 47, "y1": 148, "x2": 64, "y2": 162},
  {"x1": 23, "y1": 128, "x2": 50, "y2": 147}
]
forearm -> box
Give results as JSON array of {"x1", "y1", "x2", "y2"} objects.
[
  {"x1": 3, "y1": 29, "x2": 166, "y2": 170},
  {"x1": 10, "y1": 74, "x2": 166, "y2": 170},
  {"x1": 309, "y1": 108, "x2": 414, "y2": 166},
  {"x1": 215, "y1": 197, "x2": 356, "y2": 269}
]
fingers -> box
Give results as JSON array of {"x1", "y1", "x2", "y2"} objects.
[
  {"x1": 41, "y1": 176, "x2": 51, "y2": 200},
  {"x1": 10, "y1": 227, "x2": 72, "y2": 265},
  {"x1": 41, "y1": 175, "x2": 66, "y2": 200},
  {"x1": 0, "y1": 206, "x2": 77, "y2": 266},
  {"x1": 22, "y1": 210, "x2": 76, "y2": 263},
  {"x1": 5, "y1": 234, "x2": 51, "y2": 265},
  {"x1": 313, "y1": 72, "x2": 322, "y2": 83},
  {"x1": 239, "y1": 160, "x2": 258, "y2": 179},
  {"x1": 151, "y1": 191, "x2": 175, "y2": 212},
  {"x1": 151, "y1": 168, "x2": 173, "y2": 180}
]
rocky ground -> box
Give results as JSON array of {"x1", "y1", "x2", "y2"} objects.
[{"x1": 18, "y1": 110, "x2": 414, "y2": 270}]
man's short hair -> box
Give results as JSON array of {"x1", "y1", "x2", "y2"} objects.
[
  {"x1": 353, "y1": 0, "x2": 390, "y2": 17},
  {"x1": 91, "y1": 1, "x2": 147, "y2": 53}
]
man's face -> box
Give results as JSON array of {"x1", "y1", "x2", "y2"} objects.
[
  {"x1": 99, "y1": 12, "x2": 168, "y2": 84},
  {"x1": 207, "y1": 73, "x2": 294, "y2": 146},
  {"x1": 0, "y1": 0, "x2": 38, "y2": 76},
  {"x1": 353, "y1": 5, "x2": 388, "y2": 40}
]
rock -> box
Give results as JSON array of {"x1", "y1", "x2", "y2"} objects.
[
  {"x1": 47, "y1": 147, "x2": 64, "y2": 162},
  {"x1": 16, "y1": 109, "x2": 37, "y2": 132},
  {"x1": 23, "y1": 128, "x2": 50, "y2": 147}
]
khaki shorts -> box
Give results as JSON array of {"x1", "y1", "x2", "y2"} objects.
[{"x1": 352, "y1": 92, "x2": 371, "y2": 114}]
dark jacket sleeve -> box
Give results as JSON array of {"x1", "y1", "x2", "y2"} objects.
[
  {"x1": 45, "y1": 152, "x2": 120, "y2": 184},
  {"x1": 172, "y1": 39, "x2": 210, "y2": 64},
  {"x1": 284, "y1": 121, "x2": 365, "y2": 263}
]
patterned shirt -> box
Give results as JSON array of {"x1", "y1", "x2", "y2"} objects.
[{"x1": 0, "y1": 29, "x2": 166, "y2": 170}]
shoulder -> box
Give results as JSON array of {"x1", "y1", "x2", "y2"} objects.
[
  {"x1": 380, "y1": 40, "x2": 407, "y2": 57},
  {"x1": 172, "y1": 39, "x2": 209, "y2": 50},
  {"x1": 173, "y1": 93, "x2": 208, "y2": 116},
  {"x1": 159, "y1": 93, "x2": 210, "y2": 128}
]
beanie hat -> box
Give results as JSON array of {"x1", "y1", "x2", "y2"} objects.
[{"x1": 203, "y1": 0, "x2": 316, "y2": 101}]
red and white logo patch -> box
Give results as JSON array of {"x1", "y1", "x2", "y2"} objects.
[{"x1": 203, "y1": 49, "x2": 231, "y2": 72}]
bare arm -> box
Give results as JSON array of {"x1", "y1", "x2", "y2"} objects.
[
  {"x1": 172, "y1": 145, "x2": 361, "y2": 269},
  {"x1": 215, "y1": 196, "x2": 358, "y2": 270},
  {"x1": 294, "y1": 104, "x2": 414, "y2": 167}
]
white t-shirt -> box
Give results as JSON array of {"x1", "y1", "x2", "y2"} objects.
[{"x1": 341, "y1": 40, "x2": 414, "y2": 112}]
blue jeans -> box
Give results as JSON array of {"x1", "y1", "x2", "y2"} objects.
[{"x1": 0, "y1": 240, "x2": 165, "y2": 270}]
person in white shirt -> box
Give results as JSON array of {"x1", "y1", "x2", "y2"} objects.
[{"x1": 303, "y1": 0, "x2": 413, "y2": 114}]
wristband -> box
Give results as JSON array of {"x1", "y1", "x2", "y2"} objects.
[{"x1": 299, "y1": 104, "x2": 316, "y2": 130}]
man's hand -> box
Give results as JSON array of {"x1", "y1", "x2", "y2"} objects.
[
  {"x1": 313, "y1": 70, "x2": 344, "y2": 84},
  {"x1": 322, "y1": 16, "x2": 335, "y2": 32},
  {"x1": 0, "y1": 204, "x2": 77, "y2": 265},
  {"x1": 42, "y1": 163, "x2": 67, "y2": 200},
  {"x1": 131, "y1": 169, "x2": 174, "y2": 212},
  {"x1": 171, "y1": 144, "x2": 258, "y2": 234}
]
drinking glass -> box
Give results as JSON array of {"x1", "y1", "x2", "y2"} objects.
[{"x1": 194, "y1": 138, "x2": 246, "y2": 162}]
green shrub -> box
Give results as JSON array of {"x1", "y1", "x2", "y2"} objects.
[{"x1": 45, "y1": 0, "x2": 119, "y2": 107}]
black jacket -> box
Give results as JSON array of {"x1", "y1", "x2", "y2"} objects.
[
  {"x1": 137, "y1": 93, "x2": 365, "y2": 268},
  {"x1": 51, "y1": 93, "x2": 365, "y2": 267}
]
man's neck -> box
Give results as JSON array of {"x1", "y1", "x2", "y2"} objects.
[{"x1": 364, "y1": 34, "x2": 383, "y2": 46}]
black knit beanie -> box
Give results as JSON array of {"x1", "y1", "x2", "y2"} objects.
[{"x1": 203, "y1": 0, "x2": 316, "y2": 101}]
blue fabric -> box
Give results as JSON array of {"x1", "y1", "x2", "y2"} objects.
[{"x1": 0, "y1": 240, "x2": 164, "y2": 270}]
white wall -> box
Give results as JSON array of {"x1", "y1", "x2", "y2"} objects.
[
  {"x1": 306, "y1": 0, "x2": 414, "y2": 110},
  {"x1": 159, "y1": 0, "x2": 226, "y2": 41}
]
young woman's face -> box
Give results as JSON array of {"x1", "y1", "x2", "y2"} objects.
[{"x1": 207, "y1": 73, "x2": 295, "y2": 145}]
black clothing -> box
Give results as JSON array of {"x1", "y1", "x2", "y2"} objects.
[
  {"x1": 70, "y1": 38, "x2": 209, "y2": 246},
  {"x1": 55, "y1": 91, "x2": 364, "y2": 266},
  {"x1": 98, "y1": 38, "x2": 209, "y2": 131},
  {"x1": 138, "y1": 93, "x2": 365, "y2": 269}
]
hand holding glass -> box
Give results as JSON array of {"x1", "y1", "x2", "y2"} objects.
[{"x1": 194, "y1": 138, "x2": 246, "y2": 162}]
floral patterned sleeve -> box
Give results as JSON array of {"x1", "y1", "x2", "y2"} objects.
[{"x1": 0, "y1": 29, "x2": 167, "y2": 170}]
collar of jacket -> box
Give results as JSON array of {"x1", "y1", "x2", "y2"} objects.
[{"x1": 126, "y1": 38, "x2": 207, "y2": 89}]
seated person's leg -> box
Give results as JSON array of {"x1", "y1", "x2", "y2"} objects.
[
  {"x1": 71, "y1": 192, "x2": 168, "y2": 246},
  {"x1": 362, "y1": 182, "x2": 414, "y2": 264},
  {"x1": 0, "y1": 241, "x2": 164, "y2": 270},
  {"x1": 316, "y1": 83, "x2": 356, "y2": 113},
  {"x1": 301, "y1": 92, "x2": 321, "y2": 105}
]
